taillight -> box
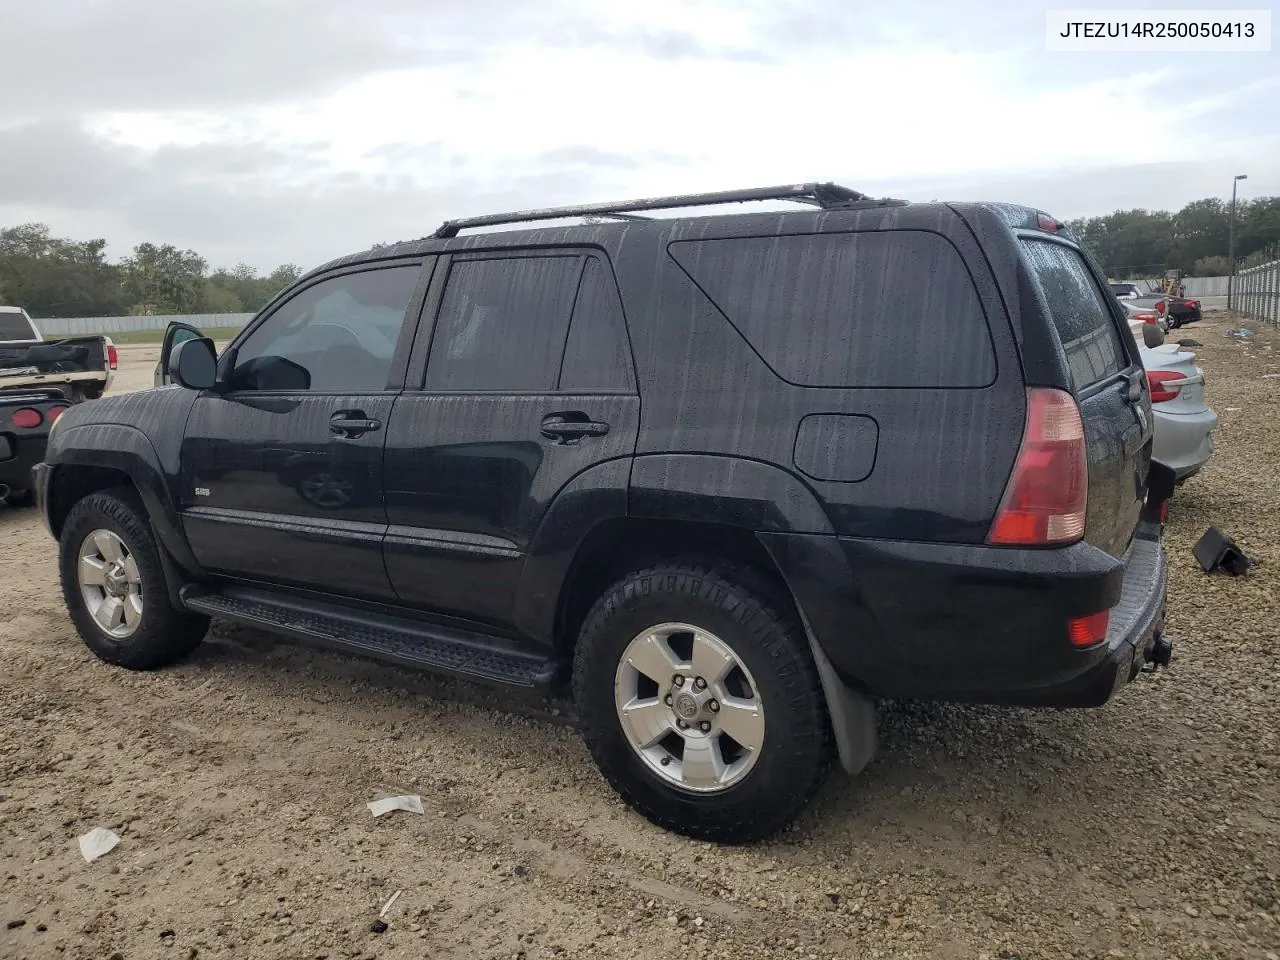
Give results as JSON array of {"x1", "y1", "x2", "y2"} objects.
[
  {"x1": 1134, "y1": 312, "x2": 1159, "y2": 323},
  {"x1": 10, "y1": 408, "x2": 42, "y2": 429},
  {"x1": 47, "y1": 404, "x2": 69, "y2": 423},
  {"x1": 107, "y1": 343, "x2": 119, "y2": 370},
  {"x1": 987, "y1": 388, "x2": 1088, "y2": 546},
  {"x1": 1155, "y1": 301, "x2": 1166, "y2": 315},
  {"x1": 1186, "y1": 300, "x2": 1198, "y2": 309},
  {"x1": 1147, "y1": 370, "x2": 1183, "y2": 403},
  {"x1": 1067, "y1": 610, "x2": 1110, "y2": 648},
  {"x1": 1036, "y1": 213, "x2": 1060, "y2": 232}
]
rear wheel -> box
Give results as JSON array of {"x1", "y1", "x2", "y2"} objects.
[
  {"x1": 573, "y1": 559, "x2": 831, "y2": 844},
  {"x1": 59, "y1": 489, "x2": 209, "y2": 670}
]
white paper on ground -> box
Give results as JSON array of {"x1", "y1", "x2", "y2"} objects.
[
  {"x1": 367, "y1": 795, "x2": 424, "y2": 818},
  {"x1": 78, "y1": 827, "x2": 121, "y2": 863}
]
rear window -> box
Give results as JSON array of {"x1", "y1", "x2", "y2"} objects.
[
  {"x1": 0, "y1": 310, "x2": 37, "y2": 341},
  {"x1": 1021, "y1": 240, "x2": 1129, "y2": 389},
  {"x1": 668, "y1": 231, "x2": 996, "y2": 389}
]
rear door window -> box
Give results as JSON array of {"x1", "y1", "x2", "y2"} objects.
[
  {"x1": 1021, "y1": 239, "x2": 1129, "y2": 390},
  {"x1": 424, "y1": 255, "x2": 582, "y2": 392}
]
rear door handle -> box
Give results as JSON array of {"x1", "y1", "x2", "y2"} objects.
[
  {"x1": 541, "y1": 413, "x2": 610, "y2": 444},
  {"x1": 329, "y1": 411, "x2": 382, "y2": 438}
]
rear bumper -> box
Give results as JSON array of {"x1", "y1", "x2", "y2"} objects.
[
  {"x1": 760, "y1": 523, "x2": 1170, "y2": 708},
  {"x1": 0, "y1": 432, "x2": 49, "y2": 498},
  {"x1": 1152, "y1": 407, "x2": 1217, "y2": 480}
]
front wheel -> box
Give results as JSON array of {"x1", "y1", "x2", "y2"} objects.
[
  {"x1": 59, "y1": 489, "x2": 209, "y2": 670},
  {"x1": 573, "y1": 560, "x2": 831, "y2": 844}
]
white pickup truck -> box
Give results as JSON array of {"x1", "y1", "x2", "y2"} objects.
[{"x1": 0, "y1": 306, "x2": 117, "y2": 401}]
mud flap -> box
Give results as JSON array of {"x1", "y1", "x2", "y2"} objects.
[{"x1": 796, "y1": 606, "x2": 877, "y2": 776}]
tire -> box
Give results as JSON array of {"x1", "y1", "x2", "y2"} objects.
[
  {"x1": 572, "y1": 559, "x2": 831, "y2": 844},
  {"x1": 1167, "y1": 315, "x2": 1181, "y2": 330},
  {"x1": 59, "y1": 488, "x2": 209, "y2": 670}
]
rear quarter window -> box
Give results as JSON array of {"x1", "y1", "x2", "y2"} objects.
[
  {"x1": 1021, "y1": 239, "x2": 1129, "y2": 390},
  {"x1": 0, "y1": 311, "x2": 37, "y2": 341},
  {"x1": 668, "y1": 231, "x2": 996, "y2": 389}
]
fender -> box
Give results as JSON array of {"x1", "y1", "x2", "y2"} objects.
[
  {"x1": 46, "y1": 422, "x2": 203, "y2": 577},
  {"x1": 512, "y1": 458, "x2": 632, "y2": 644}
]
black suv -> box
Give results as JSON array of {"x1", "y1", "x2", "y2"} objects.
[{"x1": 34, "y1": 183, "x2": 1175, "y2": 844}]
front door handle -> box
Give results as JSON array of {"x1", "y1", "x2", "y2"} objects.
[
  {"x1": 329, "y1": 411, "x2": 382, "y2": 438},
  {"x1": 541, "y1": 413, "x2": 610, "y2": 444}
]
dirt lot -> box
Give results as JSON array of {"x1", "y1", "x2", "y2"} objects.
[{"x1": 2, "y1": 320, "x2": 1278, "y2": 960}]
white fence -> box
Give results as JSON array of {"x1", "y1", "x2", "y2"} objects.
[
  {"x1": 34, "y1": 313, "x2": 255, "y2": 337},
  {"x1": 1181, "y1": 276, "x2": 1230, "y2": 297},
  {"x1": 1235, "y1": 258, "x2": 1280, "y2": 325}
]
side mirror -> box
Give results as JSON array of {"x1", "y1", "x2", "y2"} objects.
[
  {"x1": 1141, "y1": 323, "x2": 1166, "y2": 348},
  {"x1": 168, "y1": 338, "x2": 218, "y2": 391}
]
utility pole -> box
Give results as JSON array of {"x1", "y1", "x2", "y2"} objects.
[{"x1": 1227, "y1": 173, "x2": 1248, "y2": 310}]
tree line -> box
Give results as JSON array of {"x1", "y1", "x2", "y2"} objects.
[
  {"x1": 3, "y1": 196, "x2": 1279, "y2": 317},
  {"x1": 1066, "y1": 195, "x2": 1280, "y2": 278},
  {"x1": 0, "y1": 223, "x2": 303, "y2": 319}
]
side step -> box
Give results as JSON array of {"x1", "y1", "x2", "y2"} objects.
[{"x1": 180, "y1": 586, "x2": 559, "y2": 689}]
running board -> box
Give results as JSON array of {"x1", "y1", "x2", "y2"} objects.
[{"x1": 180, "y1": 586, "x2": 558, "y2": 689}]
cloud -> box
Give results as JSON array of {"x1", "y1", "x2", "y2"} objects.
[
  {"x1": 2, "y1": 0, "x2": 1277, "y2": 274},
  {"x1": 4, "y1": 0, "x2": 778, "y2": 124}
]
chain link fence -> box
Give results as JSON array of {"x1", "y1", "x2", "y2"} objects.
[{"x1": 1233, "y1": 245, "x2": 1280, "y2": 325}]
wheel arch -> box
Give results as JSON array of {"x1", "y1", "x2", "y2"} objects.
[
  {"x1": 46, "y1": 424, "x2": 203, "y2": 582},
  {"x1": 554, "y1": 516, "x2": 877, "y2": 777}
]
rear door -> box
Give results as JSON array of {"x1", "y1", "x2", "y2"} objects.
[
  {"x1": 382, "y1": 250, "x2": 640, "y2": 634},
  {"x1": 1020, "y1": 238, "x2": 1152, "y2": 557}
]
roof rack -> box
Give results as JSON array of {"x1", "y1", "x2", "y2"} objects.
[{"x1": 430, "y1": 182, "x2": 875, "y2": 239}]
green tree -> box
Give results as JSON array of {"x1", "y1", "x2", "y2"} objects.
[
  {"x1": 0, "y1": 223, "x2": 126, "y2": 317},
  {"x1": 199, "y1": 278, "x2": 244, "y2": 313},
  {"x1": 121, "y1": 243, "x2": 208, "y2": 315}
]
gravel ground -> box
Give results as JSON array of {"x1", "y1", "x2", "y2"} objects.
[{"x1": 1, "y1": 316, "x2": 1278, "y2": 960}]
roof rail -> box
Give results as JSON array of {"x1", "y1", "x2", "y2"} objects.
[{"x1": 430, "y1": 182, "x2": 875, "y2": 239}]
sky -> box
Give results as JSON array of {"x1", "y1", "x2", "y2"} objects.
[{"x1": 2, "y1": 0, "x2": 1276, "y2": 271}]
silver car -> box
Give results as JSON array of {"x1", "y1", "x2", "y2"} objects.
[{"x1": 1140, "y1": 343, "x2": 1217, "y2": 482}]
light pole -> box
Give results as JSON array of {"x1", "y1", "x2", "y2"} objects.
[{"x1": 1227, "y1": 173, "x2": 1248, "y2": 310}]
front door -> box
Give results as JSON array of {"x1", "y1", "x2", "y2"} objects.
[
  {"x1": 154, "y1": 322, "x2": 203, "y2": 387},
  {"x1": 382, "y1": 251, "x2": 640, "y2": 633},
  {"x1": 179, "y1": 261, "x2": 427, "y2": 601}
]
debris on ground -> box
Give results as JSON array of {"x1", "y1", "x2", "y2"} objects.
[
  {"x1": 1176, "y1": 339, "x2": 1204, "y2": 347},
  {"x1": 378, "y1": 889, "x2": 402, "y2": 919},
  {"x1": 77, "y1": 827, "x2": 120, "y2": 863},
  {"x1": 366, "y1": 795, "x2": 424, "y2": 817},
  {"x1": 369, "y1": 919, "x2": 388, "y2": 934},
  {"x1": 1192, "y1": 526, "x2": 1255, "y2": 576},
  {"x1": 1225, "y1": 327, "x2": 1254, "y2": 339}
]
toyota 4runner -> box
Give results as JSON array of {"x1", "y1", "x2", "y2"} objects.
[{"x1": 34, "y1": 183, "x2": 1175, "y2": 844}]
